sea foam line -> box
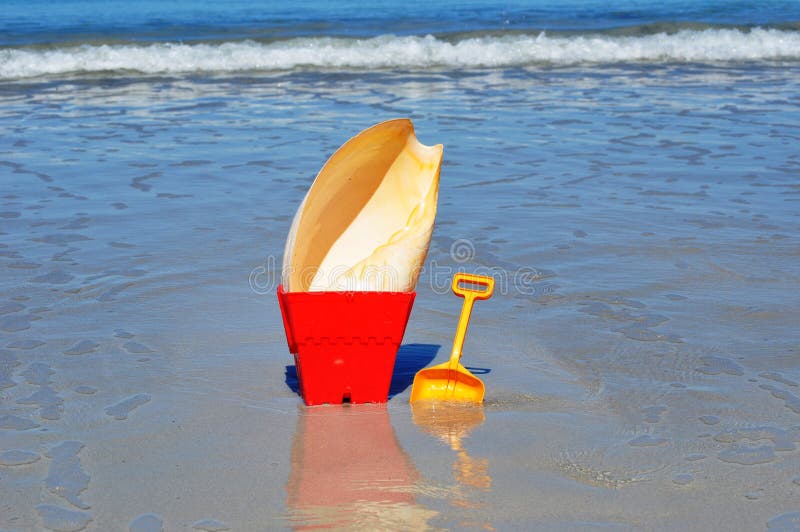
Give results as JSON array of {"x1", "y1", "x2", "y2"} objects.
[{"x1": 2, "y1": 28, "x2": 800, "y2": 79}]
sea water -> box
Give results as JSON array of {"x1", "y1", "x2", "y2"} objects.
[{"x1": 1, "y1": 1, "x2": 799, "y2": 530}]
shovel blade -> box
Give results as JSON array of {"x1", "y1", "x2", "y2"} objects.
[{"x1": 409, "y1": 362, "x2": 485, "y2": 403}]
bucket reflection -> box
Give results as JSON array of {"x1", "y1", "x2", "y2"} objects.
[
  {"x1": 286, "y1": 404, "x2": 437, "y2": 530},
  {"x1": 411, "y1": 402, "x2": 492, "y2": 524}
]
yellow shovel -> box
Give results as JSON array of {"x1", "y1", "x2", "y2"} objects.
[{"x1": 410, "y1": 273, "x2": 495, "y2": 403}]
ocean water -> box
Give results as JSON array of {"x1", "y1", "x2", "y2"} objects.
[{"x1": 1, "y1": 1, "x2": 800, "y2": 530}]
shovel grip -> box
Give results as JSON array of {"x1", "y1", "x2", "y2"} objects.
[
  {"x1": 452, "y1": 273, "x2": 495, "y2": 300},
  {"x1": 448, "y1": 273, "x2": 494, "y2": 371}
]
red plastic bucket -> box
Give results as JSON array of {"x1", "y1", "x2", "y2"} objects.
[{"x1": 277, "y1": 285, "x2": 415, "y2": 405}]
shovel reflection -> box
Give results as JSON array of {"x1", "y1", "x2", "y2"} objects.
[
  {"x1": 286, "y1": 404, "x2": 436, "y2": 530},
  {"x1": 411, "y1": 402, "x2": 492, "y2": 515}
]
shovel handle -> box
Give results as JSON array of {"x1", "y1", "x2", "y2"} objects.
[
  {"x1": 449, "y1": 273, "x2": 494, "y2": 370},
  {"x1": 452, "y1": 273, "x2": 495, "y2": 300}
]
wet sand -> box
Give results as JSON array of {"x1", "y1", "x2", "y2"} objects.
[{"x1": 1, "y1": 67, "x2": 800, "y2": 530}]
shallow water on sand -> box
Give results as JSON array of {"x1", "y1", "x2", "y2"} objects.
[{"x1": 1, "y1": 66, "x2": 799, "y2": 530}]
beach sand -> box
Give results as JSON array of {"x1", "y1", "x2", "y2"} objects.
[{"x1": 1, "y1": 67, "x2": 799, "y2": 530}]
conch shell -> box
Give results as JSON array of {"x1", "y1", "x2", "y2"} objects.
[{"x1": 282, "y1": 119, "x2": 442, "y2": 292}]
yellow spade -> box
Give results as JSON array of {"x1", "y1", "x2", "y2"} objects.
[{"x1": 410, "y1": 273, "x2": 495, "y2": 403}]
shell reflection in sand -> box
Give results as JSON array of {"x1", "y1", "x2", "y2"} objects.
[
  {"x1": 286, "y1": 404, "x2": 437, "y2": 530},
  {"x1": 411, "y1": 402, "x2": 492, "y2": 520}
]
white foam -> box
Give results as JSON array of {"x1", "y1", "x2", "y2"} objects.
[{"x1": 2, "y1": 28, "x2": 799, "y2": 79}]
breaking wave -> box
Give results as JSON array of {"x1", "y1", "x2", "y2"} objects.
[{"x1": 2, "y1": 28, "x2": 800, "y2": 79}]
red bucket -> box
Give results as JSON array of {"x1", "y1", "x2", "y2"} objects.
[{"x1": 277, "y1": 285, "x2": 415, "y2": 405}]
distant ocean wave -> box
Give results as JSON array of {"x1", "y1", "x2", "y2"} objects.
[{"x1": 3, "y1": 28, "x2": 800, "y2": 79}]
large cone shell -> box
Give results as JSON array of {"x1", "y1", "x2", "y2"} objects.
[{"x1": 282, "y1": 119, "x2": 442, "y2": 292}]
